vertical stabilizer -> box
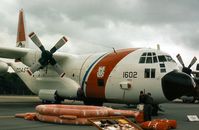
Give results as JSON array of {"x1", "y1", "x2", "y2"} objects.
[{"x1": 16, "y1": 9, "x2": 28, "y2": 48}]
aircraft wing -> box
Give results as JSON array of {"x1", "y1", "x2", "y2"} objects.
[
  {"x1": 0, "y1": 46, "x2": 70, "y2": 63},
  {"x1": 0, "y1": 46, "x2": 30, "y2": 59}
]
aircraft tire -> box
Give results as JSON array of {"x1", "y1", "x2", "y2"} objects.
[
  {"x1": 83, "y1": 99, "x2": 103, "y2": 106},
  {"x1": 42, "y1": 100, "x2": 52, "y2": 104},
  {"x1": 191, "y1": 98, "x2": 196, "y2": 103},
  {"x1": 41, "y1": 99, "x2": 62, "y2": 104}
]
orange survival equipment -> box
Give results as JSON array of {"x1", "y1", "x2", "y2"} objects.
[
  {"x1": 15, "y1": 104, "x2": 144, "y2": 125},
  {"x1": 140, "y1": 119, "x2": 177, "y2": 130},
  {"x1": 140, "y1": 121, "x2": 169, "y2": 130},
  {"x1": 152, "y1": 119, "x2": 177, "y2": 129}
]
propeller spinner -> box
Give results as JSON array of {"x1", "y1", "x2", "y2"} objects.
[{"x1": 28, "y1": 32, "x2": 67, "y2": 77}]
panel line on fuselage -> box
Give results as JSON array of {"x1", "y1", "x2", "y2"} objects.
[
  {"x1": 81, "y1": 53, "x2": 107, "y2": 92},
  {"x1": 79, "y1": 54, "x2": 93, "y2": 84}
]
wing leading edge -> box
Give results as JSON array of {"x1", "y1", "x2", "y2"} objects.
[{"x1": 0, "y1": 46, "x2": 30, "y2": 59}]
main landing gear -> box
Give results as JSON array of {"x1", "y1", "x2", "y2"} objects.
[{"x1": 83, "y1": 99, "x2": 104, "y2": 106}]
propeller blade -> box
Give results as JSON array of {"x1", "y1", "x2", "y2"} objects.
[
  {"x1": 50, "y1": 36, "x2": 67, "y2": 54},
  {"x1": 29, "y1": 32, "x2": 45, "y2": 52},
  {"x1": 49, "y1": 57, "x2": 65, "y2": 77},
  {"x1": 192, "y1": 71, "x2": 199, "y2": 75},
  {"x1": 176, "y1": 54, "x2": 185, "y2": 67},
  {"x1": 188, "y1": 57, "x2": 197, "y2": 69},
  {"x1": 29, "y1": 62, "x2": 42, "y2": 74},
  {"x1": 53, "y1": 63, "x2": 65, "y2": 77}
]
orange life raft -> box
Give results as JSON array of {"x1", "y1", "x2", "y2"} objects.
[{"x1": 16, "y1": 104, "x2": 144, "y2": 125}]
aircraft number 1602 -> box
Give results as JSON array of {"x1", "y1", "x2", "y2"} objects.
[{"x1": 122, "y1": 71, "x2": 137, "y2": 78}]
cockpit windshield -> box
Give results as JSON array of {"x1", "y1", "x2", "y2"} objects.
[
  {"x1": 158, "y1": 55, "x2": 175, "y2": 63},
  {"x1": 158, "y1": 55, "x2": 167, "y2": 62},
  {"x1": 139, "y1": 52, "x2": 175, "y2": 64},
  {"x1": 139, "y1": 52, "x2": 158, "y2": 64},
  {"x1": 165, "y1": 55, "x2": 175, "y2": 62}
]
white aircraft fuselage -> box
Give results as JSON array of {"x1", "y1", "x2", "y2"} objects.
[{"x1": 11, "y1": 47, "x2": 185, "y2": 104}]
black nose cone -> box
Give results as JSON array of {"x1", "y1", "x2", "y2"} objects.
[{"x1": 162, "y1": 70, "x2": 195, "y2": 101}]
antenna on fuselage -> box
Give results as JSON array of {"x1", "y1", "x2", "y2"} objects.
[
  {"x1": 157, "y1": 44, "x2": 160, "y2": 50},
  {"x1": 112, "y1": 47, "x2": 117, "y2": 54}
]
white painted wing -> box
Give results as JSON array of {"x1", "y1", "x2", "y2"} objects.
[
  {"x1": 0, "y1": 46, "x2": 29, "y2": 59},
  {"x1": 0, "y1": 46, "x2": 71, "y2": 65}
]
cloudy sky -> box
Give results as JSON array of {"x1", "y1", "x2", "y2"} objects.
[{"x1": 0, "y1": 0, "x2": 198, "y2": 69}]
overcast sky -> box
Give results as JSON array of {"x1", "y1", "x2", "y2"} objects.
[{"x1": 0, "y1": 0, "x2": 198, "y2": 69}]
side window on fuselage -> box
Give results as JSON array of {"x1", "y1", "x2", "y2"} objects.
[
  {"x1": 144, "y1": 69, "x2": 150, "y2": 78},
  {"x1": 144, "y1": 68, "x2": 156, "y2": 78},
  {"x1": 97, "y1": 79, "x2": 104, "y2": 87},
  {"x1": 151, "y1": 69, "x2": 156, "y2": 78}
]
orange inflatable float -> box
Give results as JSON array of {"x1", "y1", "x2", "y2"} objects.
[
  {"x1": 15, "y1": 104, "x2": 144, "y2": 125},
  {"x1": 140, "y1": 119, "x2": 177, "y2": 130},
  {"x1": 35, "y1": 105, "x2": 110, "y2": 117},
  {"x1": 15, "y1": 113, "x2": 37, "y2": 121},
  {"x1": 152, "y1": 119, "x2": 177, "y2": 129},
  {"x1": 140, "y1": 121, "x2": 169, "y2": 130},
  {"x1": 36, "y1": 113, "x2": 89, "y2": 125}
]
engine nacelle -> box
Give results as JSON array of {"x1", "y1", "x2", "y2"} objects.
[
  {"x1": 0, "y1": 61, "x2": 8, "y2": 73},
  {"x1": 38, "y1": 89, "x2": 57, "y2": 101}
]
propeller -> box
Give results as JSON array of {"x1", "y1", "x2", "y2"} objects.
[
  {"x1": 176, "y1": 54, "x2": 185, "y2": 68},
  {"x1": 193, "y1": 63, "x2": 199, "y2": 78},
  {"x1": 28, "y1": 32, "x2": 67, "y2": 77},
  {"x1": 176, "y1": 54, "x2": 197, "y2": 75}
]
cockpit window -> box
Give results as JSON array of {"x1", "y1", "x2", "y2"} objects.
[
  {"x1": 153, "y1": 56, "x2": 158, "y2": 63},
  {"x1": 158, "y1": 55, "x2": 167, "y2": 62},
  {"x1": 142, "y1": 53, "x2": 147, "y2": 56},
  {"x1": 147, "y1": 53, "x2": 152, "y2": 56},
  {"x1": 139, "y1": 57, "x2": 146, "y2": 63},
  {"x1": 140, "y1": 52, "x2": 175, "y2": 64},
  {"x1": 165, "y1": 55, "x2": 175, "y2": 62},
  {"x1": 139, "y1": 52, "x2": 157, "y2": 64},
  {"x1": 146, "y1": 57, "x2": 152, "y2": 63}
]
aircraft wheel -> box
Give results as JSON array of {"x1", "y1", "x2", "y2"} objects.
[
  {"x1": 152, "y1": 105, "x2": 158, "y2": 116},
  {"x1": 41, "y1": 99, "x2": 62, "y2": 104},
  {"x1": 126, "y1": 103, "x2": 131, "y2": 106},
  {"x1": 182, "y1": 99, "x2": 186, "y2": 103},
  {"x1": 54, "y1": 95, "x2": 63, "y2": 104},
  {"x1": 191, "y1": 98, "x2": 196, "y2": 103},
  {"x1": 83, "y1": 99, "x2": 103, "y2": 106},
  {"x1": 42, "y1": 100, "x2": 52, "y2": 104}
]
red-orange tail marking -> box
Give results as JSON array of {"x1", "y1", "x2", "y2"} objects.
[{"x1": 16, "y1": 9, "x2": 26, "y2": 43}]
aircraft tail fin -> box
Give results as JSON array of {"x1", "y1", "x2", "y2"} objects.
[{"x1": 16, "y1": 9, "x2": 28, "y2": 48}]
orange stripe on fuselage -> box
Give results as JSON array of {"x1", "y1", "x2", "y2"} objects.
[{"x1": 86, "y1": 48, "x2": 137, "y2": 99}]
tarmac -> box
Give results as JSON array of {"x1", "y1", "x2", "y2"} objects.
[{"x1": 0, "y1": 96, "x2": 199, "y2": 130}]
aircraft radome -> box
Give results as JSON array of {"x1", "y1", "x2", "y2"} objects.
[{"x1": 0, "y1": 9, "x2": 196, "y2": 105}]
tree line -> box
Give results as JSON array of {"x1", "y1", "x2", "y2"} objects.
[{"x1": 0, "y1": 72, "x2": 34, "y2": 95}]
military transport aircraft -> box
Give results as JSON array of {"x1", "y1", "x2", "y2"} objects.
[{"x1": 0, "y1": 9, "x2": 197, "y2": 105}]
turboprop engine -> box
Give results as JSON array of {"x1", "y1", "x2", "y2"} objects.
[{"x1": 0, "y1": 61, "x2": 8, "y2": 73}]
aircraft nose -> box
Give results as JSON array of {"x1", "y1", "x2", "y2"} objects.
[{"x1": 162, "y1": 70, "x2": 195, "y2": 101}]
